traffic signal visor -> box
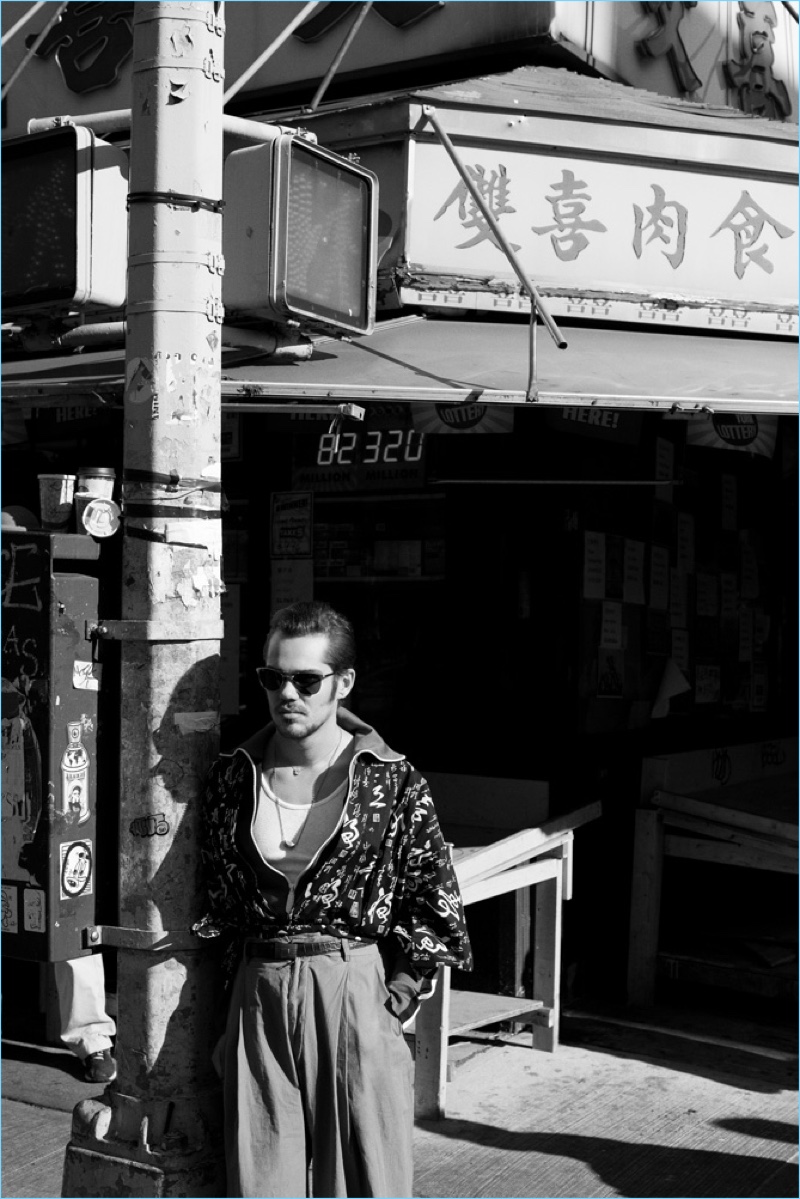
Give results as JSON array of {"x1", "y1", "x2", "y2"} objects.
[
  {"x1": 223, "y1": 133, "x2": 378, "y2": 336},
  {"x1": 2, "y1": 127, "x2": 128, "y2": 318}
]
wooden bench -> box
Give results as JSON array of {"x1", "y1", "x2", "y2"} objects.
[
  {"x1": 627, "y1": 738, "x2": 798, "y2": 1008},
  {"x1": 409, "y1": 771, "x2": 601, "y2": 1119}
]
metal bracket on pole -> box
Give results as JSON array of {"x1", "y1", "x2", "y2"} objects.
[
  {"x1": 421, "y1": 105, "x2": 568, "y2": 402},
  {"x1": 83, "y1": 925, "x2": 199, "y2": 952},
  {"x1": 87, "y1": 619, "x2": 225, "y2": 643}
]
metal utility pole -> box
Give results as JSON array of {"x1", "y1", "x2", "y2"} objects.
[{"x1": 62, "y1": 3, "x2": 225, "y2": 1194}]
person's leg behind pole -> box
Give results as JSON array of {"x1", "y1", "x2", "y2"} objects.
[{"x1": 54, "y1": 953, "x2": 116, "y2": 1082}]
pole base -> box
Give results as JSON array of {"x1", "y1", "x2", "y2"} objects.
[
  {"x1": 61, "y1": 1096, "x2": 225, "y2": 1198},
  {"x1": 62, "y1": 1142, "x2": 225, "y2": 1198}
]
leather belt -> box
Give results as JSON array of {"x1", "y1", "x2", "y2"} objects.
[{"x1": 244, "y1": 938, "x2": 373, "y2": 961}]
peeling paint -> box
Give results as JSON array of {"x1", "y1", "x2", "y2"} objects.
[
  {"x1": 168, "y1": 77, "x2": 189, "y2": 103},
  {"x1": 126, "y1": 358, "x2": 154, "y2": 404},
  {"x1": 176, "y1": 578, "x2": 199, "y2": 607}
]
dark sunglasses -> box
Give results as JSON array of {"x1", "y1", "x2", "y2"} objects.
[{"x1": 257, "y1": 667, "x2": 336, "y2": 696}]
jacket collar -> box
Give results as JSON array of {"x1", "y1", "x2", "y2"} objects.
[{"x1": 234, "y1": 706, "x2": 403, "y2": 765}]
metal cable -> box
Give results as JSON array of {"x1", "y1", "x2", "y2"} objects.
[
  {"x1": 1, "y1": 1, "x2": 68, "y2": 102},
  {"x1": 307, "y1": 1, "x2": 373, "y2": 112},
  {"x1": 223, "y1": 0, "x2": 321, "y2": 105},
  {"x1": 1, "y1": 1, "x2": 48, "y2": 48}
]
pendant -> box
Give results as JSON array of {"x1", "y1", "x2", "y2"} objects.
[
  {"x1": 292, "y1": 767, "x2": 301, "y2": 776},
  {"x1": 281, "y1": 837, "x2": 297, "y2": 848}
]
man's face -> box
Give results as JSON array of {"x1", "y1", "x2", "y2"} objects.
[{"x1": 264, "y1": 632, "x2": 354, "y2": 742}]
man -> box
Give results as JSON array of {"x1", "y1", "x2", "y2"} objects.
[{"x1": 198, "y1": 600, "x2": 472, "y2": 1198}]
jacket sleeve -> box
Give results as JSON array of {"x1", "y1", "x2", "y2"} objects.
[{"x1": 389, "y1": 770, "x2": 473, "y2": 975}]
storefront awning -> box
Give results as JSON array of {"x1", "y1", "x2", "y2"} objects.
[
  {"x1": 220, "y1": 319, "x2": 797, "y2": 416},
  {"x1": 3, "y1": 318, "x2": 797, "y2": 415}
]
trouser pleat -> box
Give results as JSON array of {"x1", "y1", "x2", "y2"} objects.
[{"x1": 223, "y1": 945, "x2": 414, "y2": 1198}]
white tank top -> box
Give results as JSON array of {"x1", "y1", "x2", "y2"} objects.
[{"x1": 252, "y1": 775, "x2": 348, "y2": 912}]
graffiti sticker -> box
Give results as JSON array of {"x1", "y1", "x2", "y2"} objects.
[
  {"x1": 60, "y1": 840, "x2": 93, "y2": 900},
  {"x1": 23, "y1": 887, "x2": 46, "y2": 933},
  {"x1": 1, "y1": 884, "x2": 18, "y2": 933}
]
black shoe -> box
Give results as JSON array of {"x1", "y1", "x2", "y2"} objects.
[{"x1": 84, "y1": 1049, "x2": 117, "y2": 1084}]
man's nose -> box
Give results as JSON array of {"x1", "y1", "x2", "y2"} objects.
[{"x1": 278, "y1": 677, "x2": 301, "y2": 698}]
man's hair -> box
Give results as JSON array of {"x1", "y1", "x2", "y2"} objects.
[{"x1": 266, "y1": 601, "x2": 356, "y2": 673}]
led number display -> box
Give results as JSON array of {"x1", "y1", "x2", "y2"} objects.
[{"x1": 317, "y1": 429, "x2": 425, "y2": 465}]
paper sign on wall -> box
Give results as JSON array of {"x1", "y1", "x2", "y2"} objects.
[
  {"x1": 600, "y1": 601, "x2": 622, "y2": 649},
  {"x1": 623, "y1": 539, "x2": 645, "y2": 605},
  {"x1": 271, "y1": 492, "x2": 313, "y2": 558},
  {"x1": 271, "y1": 559, "x2": 314, "y2": 612},
  {"x1": 583, "y1": 531, "x2": 606, "y2": 600},
  {"x1": 695, "y1": 665, "x2": 721, "y2": 705},
  {"x1": 597, "y1": 650, "x2": 624, "y2": 699}
]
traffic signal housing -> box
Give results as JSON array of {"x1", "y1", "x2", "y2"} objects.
[
  {"x1": 223, "y1": 130, "x2": 378, "y2": 336},
  {"x1": 2, "y1": 127, "x2": 128, "y2": 319}
]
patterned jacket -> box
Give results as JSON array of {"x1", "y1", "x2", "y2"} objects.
[{"x1": 196, "y1": 708, "x2": 473, "y2": 982}]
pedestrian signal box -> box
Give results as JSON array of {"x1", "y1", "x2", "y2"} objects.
[
  {"x1": 223, "y1": 131, "x2": 378, "y2": 336},
  {"x1": 2, "y1": 127, "x2": 128, "y2": 319},
  {"x1": 2, "y1": 532, "x2": 101, "y2": 962}
]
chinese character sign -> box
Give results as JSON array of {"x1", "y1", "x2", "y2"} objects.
[
  {"x1": 30, "y1": 2, "x2": 134, "y2": 95},
  {"x1": 434, "y1": 164, "x2": 521, "y2": 251},
  {"x1": 633, "y1": 185, "x2": 688, "y2": 269},
  {"x1": 637, "y1": 1, "x2": 702, "y2": 94},
  {"x1": 724, "y1": 0, "x2": 792, "y2": 120},
  {"x1": 531, "y1": 170, "x2": 608, "y2": 262},
  {"x1": 711, "y1": 191, "x2": 794, "y2": 278},
  {"x1": 409, "y1": 143, "x2": 796, "y2": 308}
]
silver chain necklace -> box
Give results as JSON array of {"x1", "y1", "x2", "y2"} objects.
[{"x1": 267, "y1": 731, "x2": 344, "y2": 848}]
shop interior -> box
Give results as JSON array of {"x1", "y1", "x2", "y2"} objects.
[{"x1": 3, "y1": 371, "x2": 796, "y2": 1026}]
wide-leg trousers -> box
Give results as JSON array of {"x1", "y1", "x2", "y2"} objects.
[{"x1": 222, "y1": 941, "x2": 415, "y2": 1199}]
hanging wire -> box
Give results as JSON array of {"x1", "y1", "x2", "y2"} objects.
[
  {"x1": 223, "y1": 0, "x2": 321, "y2": 106},
  {"x1": 1, "y1": 1, "x2": 48, "y2": 48},
  {"x1": 1, "y1": 1, "x2": 68, "y2": 102},
  {"x1": 307, "y1": 1, "x2": 373, "y2": 112}
]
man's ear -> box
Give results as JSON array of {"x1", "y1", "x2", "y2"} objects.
[{"x1": 336, "y1": 669, "x2": 356, "y2": 700}]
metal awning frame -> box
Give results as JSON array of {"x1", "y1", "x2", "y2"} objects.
[{"x1": 4, "y1": 376, "x2": 796, "y2": 416}]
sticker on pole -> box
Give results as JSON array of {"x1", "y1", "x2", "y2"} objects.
[
  {"x1": 80, "y1": 498, "x2": 121, "y2": 538},
  {"x1": 60, "y1": 840, "x2": 93, "y2": 900},
  {"x1": 2, "y1": 885, "x2": 19, "y2": 933}
]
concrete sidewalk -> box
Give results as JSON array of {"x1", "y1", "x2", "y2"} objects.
[{"x1": 2, "y1": 1008, "x2": 797, "y2": 1198}]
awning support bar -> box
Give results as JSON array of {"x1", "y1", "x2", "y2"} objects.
[
  {"x1": 422, "y1": 106, "x2": 567, "y2": 355},
  {"x1": 528, "y1": 310, "x2": 538, "y2": 403},
  {"x1": 306, "y1": 2, "x2": 374, "y2": 113}
]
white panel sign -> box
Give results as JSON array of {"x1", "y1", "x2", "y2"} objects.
[{"x1": 408, "y1": 145, "x2": 797, "y2": 311}]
